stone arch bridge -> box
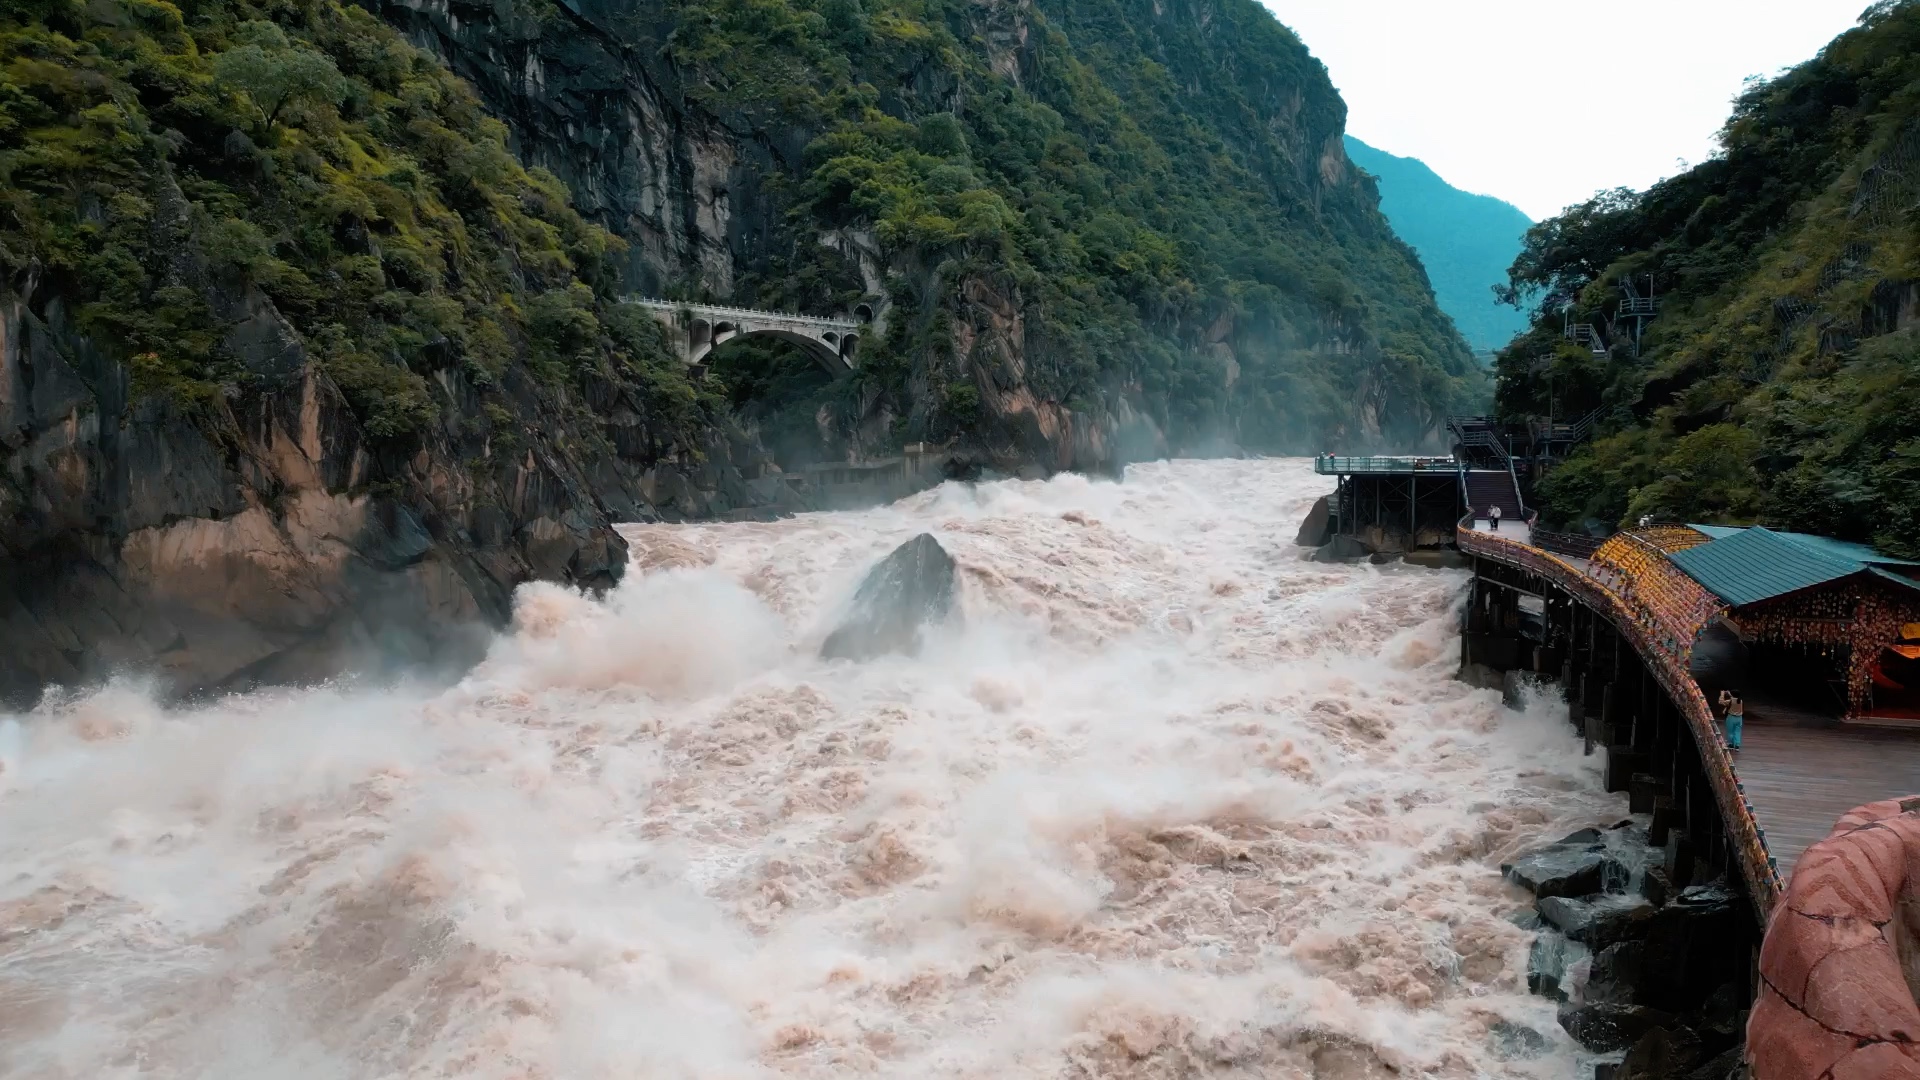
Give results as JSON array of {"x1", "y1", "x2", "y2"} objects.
[{"x1": 629, "y1": 299, "x2": 868, "y2": 374}]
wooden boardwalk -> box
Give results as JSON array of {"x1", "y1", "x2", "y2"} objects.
[
  {"x1": 1735, "y1": 705, "x2": 1920, "y2": 883},
  {"x1": 1459, "y1": 519, "x2": 1920, "y2": 918}
]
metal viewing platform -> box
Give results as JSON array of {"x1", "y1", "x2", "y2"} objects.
[{"x1": 1311, "y1": 455, "x2": 1458, "y2": 475}]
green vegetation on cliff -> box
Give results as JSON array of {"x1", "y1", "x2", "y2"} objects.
[
  {"x1": 636, "y1": 0, "x2": 1486, "y2": 450},
  {"x1": 1344, "y1": 136, "x2": 1533, "y2": 353},
  {"x1": 1497, "y1": 0, "x2": 1920, "y2": 554},
  {"x1": 1, "y1": 0, "x2": 1480, "y2": 477},
  {"x1": 0, "y1": 0, "x2": 710, "y2": 446}
]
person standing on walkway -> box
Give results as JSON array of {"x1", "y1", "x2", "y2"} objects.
[
  {"x1": 1489, "y1": 504, "x2": 1502, "y2": 532},
  {"x1": 1717, "y1": 689, "x2": 1744, "y2": 752}
]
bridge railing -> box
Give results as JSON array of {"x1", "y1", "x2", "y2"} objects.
[
  {"x1": 1458, "y1": 519, "x2": 1783, "y2": 918},
  {"x1": 626, "y1": 296, "x2": 863, "y2": 330}
]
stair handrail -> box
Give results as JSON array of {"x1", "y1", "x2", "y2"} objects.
[
  {"x1": 1506, "y1": 451, "x2": 1527, "y2": 520},
  {"x1": 1566, "y1": 406, "x2": 1606, "y2": 444},
  {"x1": 1463, "y1": 428, "x2": 1512, "y2": 467},
  {"x1": 1563, "y1": 322, "x2": 1609, "y2": 356}
]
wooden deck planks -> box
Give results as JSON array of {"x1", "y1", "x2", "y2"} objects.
[{"x1": 1733, "y1": 709, "x2": 1920, "y2": 883}]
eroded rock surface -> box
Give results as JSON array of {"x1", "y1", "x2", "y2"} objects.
[
  {"x1": 1749, "y1": 796, "x2": 1920, "y2": 1080},
  {"x1": 1294, "y1": 494, "x2": 1332, "y2": 547},
  {"x1": 0, "y1": 280, "x2": 773, "y2": 706},
  {"x1": 1503, "y1": 837, "x2": 1624, "y2": 900},
  {"x1": 820, "y1": 534, "x2": 958, "y2": 661}
]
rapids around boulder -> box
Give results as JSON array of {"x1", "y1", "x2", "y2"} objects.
[{"x1": 820, "y1": 533, "x2": 958, "y2": 660}]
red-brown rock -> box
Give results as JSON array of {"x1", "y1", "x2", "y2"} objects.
[
  {"x1": 1749, "y1": 797, "x2": 1920, "y2": 1080},
  {"x1": 1827, "y1": 1043, "x2": 1920, "y2": 1080}
]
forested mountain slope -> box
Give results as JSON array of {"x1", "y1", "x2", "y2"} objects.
[
  {"x1": 1497, "y1": 0, "x2": 1920, "y2": 554},
  {"x1": 377, "y1": 0, "x2": 1484, "y2": 459},
  {"x1": 1345, "y1": 136, "x2": 1532, "y2": 352},
  {"x1": 0, "y1": 0, "x2": 1477, "y2": 700}
]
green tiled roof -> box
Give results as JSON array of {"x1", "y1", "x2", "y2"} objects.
[
  {"x1": 1669, "y1": 526, "x2": 1920, "y2": 606},
  {"x1": 1770, "y1": 531, "x2": 1920, "y2": 568}
]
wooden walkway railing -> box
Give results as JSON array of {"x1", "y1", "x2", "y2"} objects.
[
  {"x1": 1531, "y1": 528, "x2": 1602, "y2": 559},
  {"x1": 1458, "y1": 521, "x2": 1785, "y2": 919}
]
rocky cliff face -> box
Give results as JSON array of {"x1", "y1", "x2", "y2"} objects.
[
  {"x1": 373, "y1": 0, "x2": 756, "y2": 298},
  {"x1": 0, "y1": 0, "x2": 818, "y2": 706},
  {"x1": 0, "y1": 0, "x2": 1477, "y2": 704},
  {"x1": 0, "y1": 263, "x2": 781, "y2": 705},
  {"x1": 368, "y1": 0, "x2": 1477, "y2": 473}
]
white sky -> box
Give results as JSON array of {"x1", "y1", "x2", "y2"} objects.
[{"x1": 1265, "y1": 0, "x2": 1874, "y2": 220}]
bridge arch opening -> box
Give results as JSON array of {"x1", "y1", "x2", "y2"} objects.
[
  {"x1": 691, "y1": 327, "x2": 847, "y2": 375},
  {"x1": 702, "y1": 332, "x2": 855, "y2": 470}
]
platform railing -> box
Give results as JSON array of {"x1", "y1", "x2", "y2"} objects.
[{"x1": 1311, "y1": 455, "x2": 1459, "y2": 475}]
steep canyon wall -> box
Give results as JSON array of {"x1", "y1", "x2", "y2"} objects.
[{"x1": 0, "y1": 0, "x2": 1479, "y2": 703}]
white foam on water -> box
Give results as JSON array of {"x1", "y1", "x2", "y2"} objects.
[{"x1": 0, "y1": 459, "x2": 1613, "y2": 1079}]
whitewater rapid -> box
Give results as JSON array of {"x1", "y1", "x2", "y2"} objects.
[{"x1": 0, "y1": 459, "x2": 1615, "y2": 1079}]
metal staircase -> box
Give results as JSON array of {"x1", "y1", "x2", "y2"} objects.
[
  {"x1": 1464, "y1": 469, "x2": 1526, "y2": 521},
  {"x1": 1528, "y1": 406, "x2": 1607, "y2": 451},
  {"x1": 1446, "y1": 416, "x2": 1526, "y2": 520},
  {"x1": 1564, "y1": 321, "x2": 1608, "y2": 357}
]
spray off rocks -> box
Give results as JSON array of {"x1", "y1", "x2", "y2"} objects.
[
  {"x1": 820, "y1": 533, "x2": 959, "y2": 660},
  {"x1": 1506, "y1": 823, "x2": 1750, "y2": 1080}
]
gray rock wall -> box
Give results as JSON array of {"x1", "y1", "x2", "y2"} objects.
[{"x1": 0, "y1": 265, "x2": 773, "y2": 706}]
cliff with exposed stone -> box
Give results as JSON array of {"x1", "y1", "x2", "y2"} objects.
[
  {"x1": 0, "y1": 0, "x2": 1480, "y2": 705},
  {"x1": 0, "y1": 267, "x2": 782, "y2": 706},
  {"x1": 367, "y1": 0, "x2": 1477, "y2": 473}
]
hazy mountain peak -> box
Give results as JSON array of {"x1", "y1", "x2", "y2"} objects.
[{"x1": 1345, "y1": 136, "x2": 1533, "y2": 352}]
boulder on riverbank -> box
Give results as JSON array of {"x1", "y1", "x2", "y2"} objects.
[
  {"x1": 1507, "y1": 820, "x2": 1754, "y2": 1080},
  {"x1": 1405, "y1": 548, "x2": 1470, "y2": 570},
  {"x1": 1309, "y1": 535, "x2": 1371, "y2": 563},
  {"x1": 1559, "y1": 1002, "x2": 1681, "y2": 1053},
  {"x1": 1538, "y1": 893, "x2": 1656, "y2": 950},
  {"x1": 820, "y1": 534, "x2": 958, "y2": 661},
  {"x1": 1295, "y1": 495, "x2": 1333, "y2": 547},
  {"x1": 1503, "y1": 834, "x2": 1624, "y2": 899}
]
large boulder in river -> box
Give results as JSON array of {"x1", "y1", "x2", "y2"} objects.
[
  {"x1": 821, "y1": 534, "x2": 958, "y2": 660},
  {"x1": 1295, "y1": 495, "x2": 1333, "y2": 547},
  {"x1": 1635, "y1": 883, "x2": 1744, "y2": 1013},
  {"x1": 1538, "y1": 894, "x2": 1656, "y2": 950}
]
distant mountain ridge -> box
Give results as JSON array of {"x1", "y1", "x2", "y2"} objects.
[{"x1": 1344, "y1": 137, "x2": 1533, "y2": 352}]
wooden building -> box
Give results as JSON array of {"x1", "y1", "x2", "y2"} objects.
[{"x1": 1664, "y1": 527, "x2": 1920, "y2": 722}]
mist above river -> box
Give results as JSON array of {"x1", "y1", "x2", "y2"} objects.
[{"x1": 0, "y1": 459, "x2": 1612, "y2": 1078}]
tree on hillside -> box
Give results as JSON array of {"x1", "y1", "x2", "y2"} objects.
[{"x1": 213, "y1": 21, "x2": 349, "y2": 130}]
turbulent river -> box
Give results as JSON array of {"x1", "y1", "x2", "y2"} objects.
[{"x1": 0, "y1": 459, "x2": 1618, "y2": 1079}]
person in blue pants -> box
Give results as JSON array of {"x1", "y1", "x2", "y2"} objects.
[{"x1": 1717, "y1": 690, "x2": 1744, "y2": 752}]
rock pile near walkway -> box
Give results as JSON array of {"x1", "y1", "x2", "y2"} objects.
[
  {"x1": 1748, "y1": 797, "x2": 1920, "y2": 1080},
  {"x1": 1508, "y1": 823, "x2": 1751, "y2": 1079}
]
